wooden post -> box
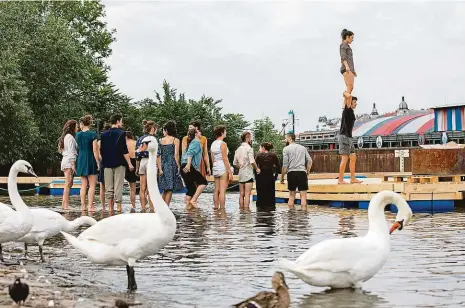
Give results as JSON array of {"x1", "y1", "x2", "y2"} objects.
[{"x1": 395, "y1": 149, "x2": 409, "y2": 172}]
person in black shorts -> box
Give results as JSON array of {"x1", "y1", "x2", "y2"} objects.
[
  {"x1": 280, "y1": 133, "x2": 312, "y2": 210},
  {"x1": 338, "y1": 96, "x2": 361, "y2": 184}
]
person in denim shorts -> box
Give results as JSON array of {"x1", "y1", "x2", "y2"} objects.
[{"x1": 338, "y1": 96, "x2": 361, "y2": 184}]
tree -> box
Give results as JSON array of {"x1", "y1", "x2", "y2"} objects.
[
  {"x1": 0, "y1": 50, "x2": 40, "y2": 165},
  {"x1": 252, "y1": 117, "x2": 285, "y2": 161},
  {"x1": 0, "y1": 0, "x2": 122, "y2": 166}
]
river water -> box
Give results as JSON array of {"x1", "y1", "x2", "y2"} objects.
[{"x1": 1, "y1": 193, "x2": 465, "y2": 308}]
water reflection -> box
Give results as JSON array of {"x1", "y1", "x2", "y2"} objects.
[
  {"x1": 297, "y1": 289, "x2": 389, "y2": 308},
  {"x1": 335, "y1": 213, "x2": 357, "y2": 238},
  {"x1": 1, "y1": 194, "x2": 465, "y2": 307},
  {"x1": 255, "y1": 208, "x2": 276, "y2": 236}
]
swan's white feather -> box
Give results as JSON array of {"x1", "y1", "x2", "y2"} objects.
[{"x1": 279, "y1": 190, "x2": 412, "y2": 289}]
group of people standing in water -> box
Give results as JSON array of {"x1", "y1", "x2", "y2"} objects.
[
  {"x1": 55, "y1": 28, "x2": 358, "y2": 212},
  {"x1": 57, "y1": 115, "x2": 290, "y2": 212}
]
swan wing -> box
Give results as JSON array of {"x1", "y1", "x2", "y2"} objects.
[
  {"x1": 28, "y1": 209, "x2": 65, "y2": 234},
  {"x1": 77, "y1": 213, "x2": 159, "y2": 246},
  {"x1": 0, "y1": 202, "x2": 16, "y2": 225},
  {"x1": 294, "y1": 237, "x2": 382, "y2": 273}
]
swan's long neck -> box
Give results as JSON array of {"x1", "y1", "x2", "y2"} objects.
[
  {"x1": 147, "y1": 149, "x2": 176, "y2": 225},
  {"x1": 8, "y1": 167, "x2": 30, "y2": 213},
  {"x1": 64, "y1": 216, "x2": 97, "y2": 232},
  {"x1": 367, "y1": 192, "x2": 393, "y2": 236},
  {"x1": 8, "y1": 165, "x2": 33, "y2": 226}
]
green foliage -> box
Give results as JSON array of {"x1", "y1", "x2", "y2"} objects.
[
  {"x1": 0, "y1": 0, "x2": 121, "y2": 166},
  {"x1": 135, "y1": 81, "x2": 250, "y2": 160},
  {"x1": 0, "y1": 50, "x2": 40, "y2": 165},
  {"x1": 0, "y1": 1, "x2": 282, "y2": 171},
  {"x1": 252, "y1": 117, "x2": 285, "y2": 161}
]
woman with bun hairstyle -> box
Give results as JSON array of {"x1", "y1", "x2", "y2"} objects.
[
  {"x1": 158, "y1": 120, "x2": 184, "y2": 205},
  {"x1": 76, "y1": 114, "x2": 99, "y2": 211},
  {"x1": 340, "y1": 29, "x2": 356, "y2": 107},
  {"x1": 135, "y1": 120, "x2": 157, "y2": 211},
  {"x1": 255, "y1": 142, "x2": 281, "y2": 208}
]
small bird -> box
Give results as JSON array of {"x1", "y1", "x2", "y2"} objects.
[
  {"x1": 114, "y1": 299, "x2": 129, "y2": 308},
  {"x1": 232, "y1": 272, "x2": 290, "y2": 308},
  {"x1": 8, "y1": 278, "x2": 29, "y2": 306}
]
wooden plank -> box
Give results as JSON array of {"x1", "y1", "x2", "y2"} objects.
[
  {"x1": 404, "y1": 183, "x2": 465, "y2": 193},
  {"x1": 407, "y1": 192, "x2": 463, "y2": 201},
  {"x1": 0, "y1": 175, "x2": 237, "y2": 185},
  {"x1": 255, "y1": 190, "x2": 464, "y2": 202},
  {"x1": 0, "y1": 177, "x2": 59, "y2": 184},
  {"x1": 274, "y1": 182, "x2": 395, "y2": 194}
]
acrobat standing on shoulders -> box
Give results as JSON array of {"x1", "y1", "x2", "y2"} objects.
[{"x1": 340, "y1": 29, "x2": 356, "y2": 107}]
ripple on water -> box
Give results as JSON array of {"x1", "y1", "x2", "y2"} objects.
[{"x1": 1, "y1": 194, "x2": 465, "y2": 307}]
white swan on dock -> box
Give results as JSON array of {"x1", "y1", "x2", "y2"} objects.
[
  {"x1": 0, "y1": 160, "x2": 37, "y2": 263},
  {"x1": 279, "y1": 190, "x2": 413, "y2": 289},
  {"x1": 61, "y1": 135, "x2": 177, "y2": 291}
]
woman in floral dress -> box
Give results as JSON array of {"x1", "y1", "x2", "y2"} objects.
[{"x1": 158, "y1": 121, "x2": 184, "y2": 205}]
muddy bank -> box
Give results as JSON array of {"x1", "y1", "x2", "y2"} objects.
[{"x1": 0, "y1": 261, "x2": 144, "y2": 308}]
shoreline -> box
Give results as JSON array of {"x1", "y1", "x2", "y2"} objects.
[{"x1": 0, "y1": 260, "x2": 144, "y2": 307}]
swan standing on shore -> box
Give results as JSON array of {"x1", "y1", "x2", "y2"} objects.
[
  {"x1": 279, "y1": 190, "x2": 413, "y2": 289},
  {"x1": 61, "y1": 135, "x2": 177, "y2": 291},
  {"x1": 0, "y1": 160, "x2": 37, "y2": 263},
  {"x1": 16, "y1": 209, "x2": 97, "y2": 262}
]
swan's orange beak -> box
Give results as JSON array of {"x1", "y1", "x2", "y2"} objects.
[{"x1": 390, "y1": 221, "x2": 402, "y2": 234}]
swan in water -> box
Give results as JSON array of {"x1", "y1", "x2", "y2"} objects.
[
  {"x1": 279, "y1": 190, "x2": 413, "y2": 289},
  {"x1": 16, "y1": 209, "x2": 97, "y2": 262},
  {"x1": 0, "y1": 164, "x2": 97, "y2": 262},
  {"x1": 0, "y1": 160, "x2": 37, "y2": 263},
  {"x1": 61, "y1": 135, "x2": 177, "y2": 291}
]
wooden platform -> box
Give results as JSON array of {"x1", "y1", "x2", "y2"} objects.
[
  {"x1": 252, "y1": 176, "x2": 465, "y2": 213},
  {"x1": 0, "y1": 175, "x2": 240, "y2": 185},
  {"x1": 0, "y1": 175, "x2": 240, "y2": 196}
]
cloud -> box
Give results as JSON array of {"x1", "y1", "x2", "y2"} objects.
[{"x1": 102, "y1": 0, "x2": 465, "y2": 131}]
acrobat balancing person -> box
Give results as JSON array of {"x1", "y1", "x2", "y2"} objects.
[{"x1": 338, "y1": 28, "x2": 361, "y2": 184}]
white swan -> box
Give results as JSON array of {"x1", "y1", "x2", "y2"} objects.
[
  {"x1": 16, "y1": 209, "x2": 97, "y2": 262},
  {"x1": 279, "y1": 190, "x2": 413, "y2": 289},
  {"x1": 0, "y1": 160, "x2": 37, "y2": 263},
  {"x1": 61, "y1": 135, "x2": 177, "y2": 291}
]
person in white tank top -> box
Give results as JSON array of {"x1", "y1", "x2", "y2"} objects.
[{"x1": 211, "y1": 126, "x2": 233, "y2": 209}]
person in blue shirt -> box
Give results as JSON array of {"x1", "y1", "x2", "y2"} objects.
[
  {"x1": 135, "y1": 120, "x2": 157, "y2": 211},
  {"x1": 180, "y1": 128, "x2": 208, "y2": 209},
  {"x1": 100, "y1": 114, "x2": 134, "y2": 212}
]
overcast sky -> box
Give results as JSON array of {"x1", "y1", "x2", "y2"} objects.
[{"x1": 103, "y1": 0, "x2": 465, "y2": 132}]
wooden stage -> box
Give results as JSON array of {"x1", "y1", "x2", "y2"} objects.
[
  {"x1": 0, "y1": 172, "x2": 409, "y2": 185},
  {"x1": 252, "y1": 174, "x2": 465, "y2": 213}
]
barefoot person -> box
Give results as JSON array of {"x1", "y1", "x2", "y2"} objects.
[
  {"x1": 158, "y1": 121, "x2": 184, "y2": 205},
  {"x1": 58, "y1": 120, "x2": 78, "y2": 210},
  {"x1": 182, "y1": 121, "x2": 211, "y2": 178},
  {"x1": 340, "y1": 29, "x2": 356, "y2": 107},
  {"x1": 280, "y1": 133, "x2": 312, "y2": 210},
  {"x1": 338, "y1": 96, "x2": 361, "y2": 184},
  {"x1": 233, "y1": 131, "x2": 260, "y2": 210},
  {"x1": 180, "y1": 128, "x2": 207, "y2": 209},
  {"x1": 100, "y1": 114, "x2": 134, "y2": 213},
  {"x1": 135, "y1": 120, "x2": 157, "y2": 211},
  {"x1": 125, "y1": 131, "x2": 138, "y2": 210},
  {"x1": 76, "y1": 115, "x2": 99, "y2": 212},
  {"x1": 211, "y1": 125, "x2": 233, "y2": 210}
]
